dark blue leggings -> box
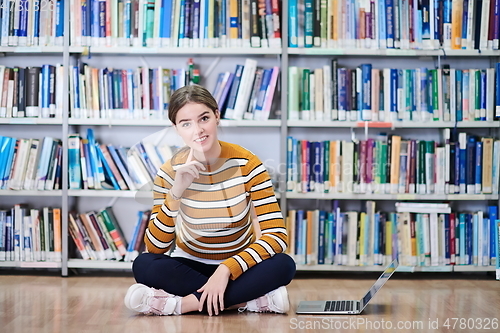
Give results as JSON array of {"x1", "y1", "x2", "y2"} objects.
[{"x1": 132, "y1": 252, "x2": 296, "y2": 308}]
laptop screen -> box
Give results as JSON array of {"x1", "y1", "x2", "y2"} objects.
[{"x1": 360, "y1": 259, "x2": 399, "y2": 310}]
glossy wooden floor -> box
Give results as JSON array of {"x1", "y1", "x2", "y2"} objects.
[{"x1": 1, "y1": 271, "x2": 499, "y2": 333}]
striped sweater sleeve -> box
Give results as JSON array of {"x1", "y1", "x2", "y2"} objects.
[
  {"x1": 144, "y1": 163, "x2": 180, "y2": 254},
  {"x1": 221, "y1": 156, "x2": 288, "y2": 280}
]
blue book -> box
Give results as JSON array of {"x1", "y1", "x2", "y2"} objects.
[
  {"x1": 459, "y1": 213, "x2": 466, "y2": 264},
  {"x1": 288, "y1": 0, "x2": 298, "y2": 47},
  {"x1": 378, "y1": 0, "x2": 387, "y2": 48},
  {"x1": 1, "y1": 2, "x2": 10, "y2": 43},
  {"x1": 126, "y1": 211, "x2": 144, "y2": 255},
  {"x1": 433, "y1": 0, "x2": 441, "y2": 44},
  {"x1": 34, "y1": 137, "x2": 54, "y2": 190},
  {"x1": 218, "y1": 72, "x2": 235, "y2": 111},
  {"x1": 461, "y1": 0, "x2": 469, "y2": 45},
  {"x1": 373, "y1": 212, "x2": 380, "y2": 265},
  {"x1": 312, "y1": 141, "x2": 321, "y2": 191},
  {"x1": 124, "y1": 0, "x2": 132, "y2": 40},
  {"x1": 224, "y1": 64, "x2": 244, "y2": 118},
  {"x1": 390, "y1": 69, "x2": 398, "y2": 121},
  {"x1": 496, "y1": 63, "x2": 500, "y2": 118},
  {"x1": 56, "y1": 0, "x2": 65, "y2": 40},
  {"x1": 254, "y1": 68, "x2": 272, "y2": 114},
  {"x1": 162, "y1": 0, "x2": 173, "y2": 39},
  {"x1": 338, "y1": 68, "x2": 347, "y2": 120},
  {"x1": 178, "y1": 0, "x2": 186, "y2": 43},
  {"x1": 466, "y1": 135, "x2": 476, "y2": 194},
  {"x1": 295, "y1": 210, "x2": 304, "y2": 263},
  {"x1": 19, "y1": 1, "x2": 29, "y2": 40},
  {"x1": 467, "y1": 214, "x2": 473, "y2": 265},
  {"x1": 458, "y1": 134, "x2": 467, "y2": 194},
  {"x1": 86, "y1": 128, "x2": 104, "y2": 187},
  {"x1": 456, "y1": 70, "x2": 463, "y2": 121},
  {"x1": 385, "y1": 0, "x2": 395, "y2": 48},
  {"x1": 489, "y1": 206, "x2": 498, "y2": 265},
  {"x1": 473, "y1": 214, "x2": 478, "y2": 265},
  {"x1": 360, "y1": 64, "x2": 372, "y2": 121},
  {"x1": 68, "y1": 135, "x2": 82, "y2": 189},
  {"x1": 107, "y1": 144, "x2": 136, "y2": 191},
  {"x1": 444, "y1": 214, "x2": 450, "y2": 264},
  {"x1": 475, "y1": 140, "x2": 482, "y2": 194},
  {"x1": 82, "y1": 0, "x2": 90, "y2": 44},
  {"x1": 98, "y1": 0, "x2": 106, "y2": 40},
  {"x1": 495, "y1": 219, "x2": 500, "y2": 279},
  {"x1": 304, "y1": 0, "x2": 313, "y2": 47},
  {"x1": 95, "y1": 145, "x2": 120, "y2": 190},
  {"x1": 317, "y1": 211, "x2": 326, "y2": 264},
  {"x1": 82, "y1": 139, "x2": 94, "y2": 188},
  {"x1": 0, "y1": 136, "x2": 10, "y2": 188},
  {"x1": 480, "y1": 70, "x2": 487, "y2": 121},
  {"x1": 463, "y1": 70, "x2": 470, "y2": 120},
  {"x1": 91, "y1": 0, "x2": 100, "y2": 42},
  {"x1": 421, "y1": 0, "x2": 431, "y2": 44}
]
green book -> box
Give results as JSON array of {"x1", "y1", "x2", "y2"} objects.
[{"x1": 302, "y1": 69, "x2": 311, "y2": 115}]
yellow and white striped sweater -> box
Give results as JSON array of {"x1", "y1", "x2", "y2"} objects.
[{"x1": 144, "y1": 140, "x2": 288, "y2": 280}]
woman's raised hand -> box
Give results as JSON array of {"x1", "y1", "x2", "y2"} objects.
[{"x1": 170, "y1": 148, "x2": 206, "y2": 199}]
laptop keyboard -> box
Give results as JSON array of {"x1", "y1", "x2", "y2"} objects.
[{"x1": 324, "y1": 300, "x2": 356, "y2": 312}]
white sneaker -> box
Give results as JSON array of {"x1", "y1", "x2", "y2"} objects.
[
  {"x1": 124, "y1": 283, "x2": 181, "y2": 315},
  {"x1": 240, "y1": 286, "x2": 290, "y2": 314}
]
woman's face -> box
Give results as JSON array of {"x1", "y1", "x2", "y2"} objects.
[{"x1": 174, "y1": 102, "x2": 220, "y2": 160}]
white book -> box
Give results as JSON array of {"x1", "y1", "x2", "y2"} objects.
[
  {"x1": 309, "y1": 73, "x2": 315, "y2": 121},
  {"x1": 23, "y1": 215, "x2": 33, "y2": 262},
  {"x1": 435, "y1": 147, "x2": 446, "y2": 194},
  {"x1": 480, "y1": 0, "x2": 491, "y2": 50},
  {"x1": 429, "y1": 212, "x2": 439, "y2": 266},
  {"x1": 31, "y1": 209, "x2": 41, "y2": 262},
  {"x1": 486, "y1": 68, "x2": 495, "y2": 121},
  {"x1": 323, "y1": 65, "x2": 332, "y2": 121},
  {"x1": 9, "y1": 139, "x2": 32, "y2": 190},
  {"x1": 438, "y1": 214, "x2": 445, "y2": 265},
  {"x1": 228, "y1": 58, "x2": 257, "y2": 120},
  {"x1": 477, "y1": 211, "x2": 484, "y2": 266},
  {"x1": 347, "y1": 211, "x2": 358, "y2": 266},
  {"x1": 314, "y1": 68, "x2": 323, "y2": 121},
  {"x1": 23, "y1": 139, "x2": 41, "y2": 190}
]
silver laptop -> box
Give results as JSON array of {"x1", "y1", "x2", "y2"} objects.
[{"x1": 296, "y1": 259, "x2": 399, "y2": 315}]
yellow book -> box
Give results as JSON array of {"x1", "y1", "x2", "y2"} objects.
[
  {"x1": 229, "y1": 0, "x2": 239, "y2": 46},
  {"x1": 53, "y1": 208, "x2": 62, "y2": 262},
  {"x1": 451, "y1": 0, "x2": 463, "y2": 49},
  {"x1": 385, "y1": 215, "x2": 393, "y2": 264}
]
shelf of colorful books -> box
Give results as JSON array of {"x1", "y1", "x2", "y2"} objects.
[
  {"x1": 0, "y1": 118, "x2": 63, "y2": 125},
  {"x1": 287, "y1": 49, "x2": 500, "y2": 57},
  {"x1": 0, "y1": 190, "x2": 62, "y2": 197},
  {"x1": 0, "y1": 261, "x2": 61, "y2": 269},
  {"x1": 67, "y1": 118, "x2": 281, "y2": 127},
  {"x1": 295, "y1": 264, "x2": 495, "y2": 272},
  {"x1": 285, "y1": 193, "x2": 499, "y2": 201},
  {"x1": 67, "y1": 259, "x2": 132, "y2": 270},
  {"x1": 70, "y1": 46, "x2": 283, "y2": 56},
  {"x1": 0, "y1": 46, "x2": 65, "y2": 54},
  {"x1": 286, "y1": 121, "x2": 500, "y2": 128},
  {"x1": 68, "y1": 190, "x2": 281, "y2": 199}
]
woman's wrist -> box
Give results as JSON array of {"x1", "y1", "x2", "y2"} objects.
[{"x1": 169, "y1": 188, "x2": 182, "y2": 200}]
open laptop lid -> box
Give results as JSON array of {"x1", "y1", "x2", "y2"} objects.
[{"x1": 359, "y1": 259, "x2": 399, "y2": 311}]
